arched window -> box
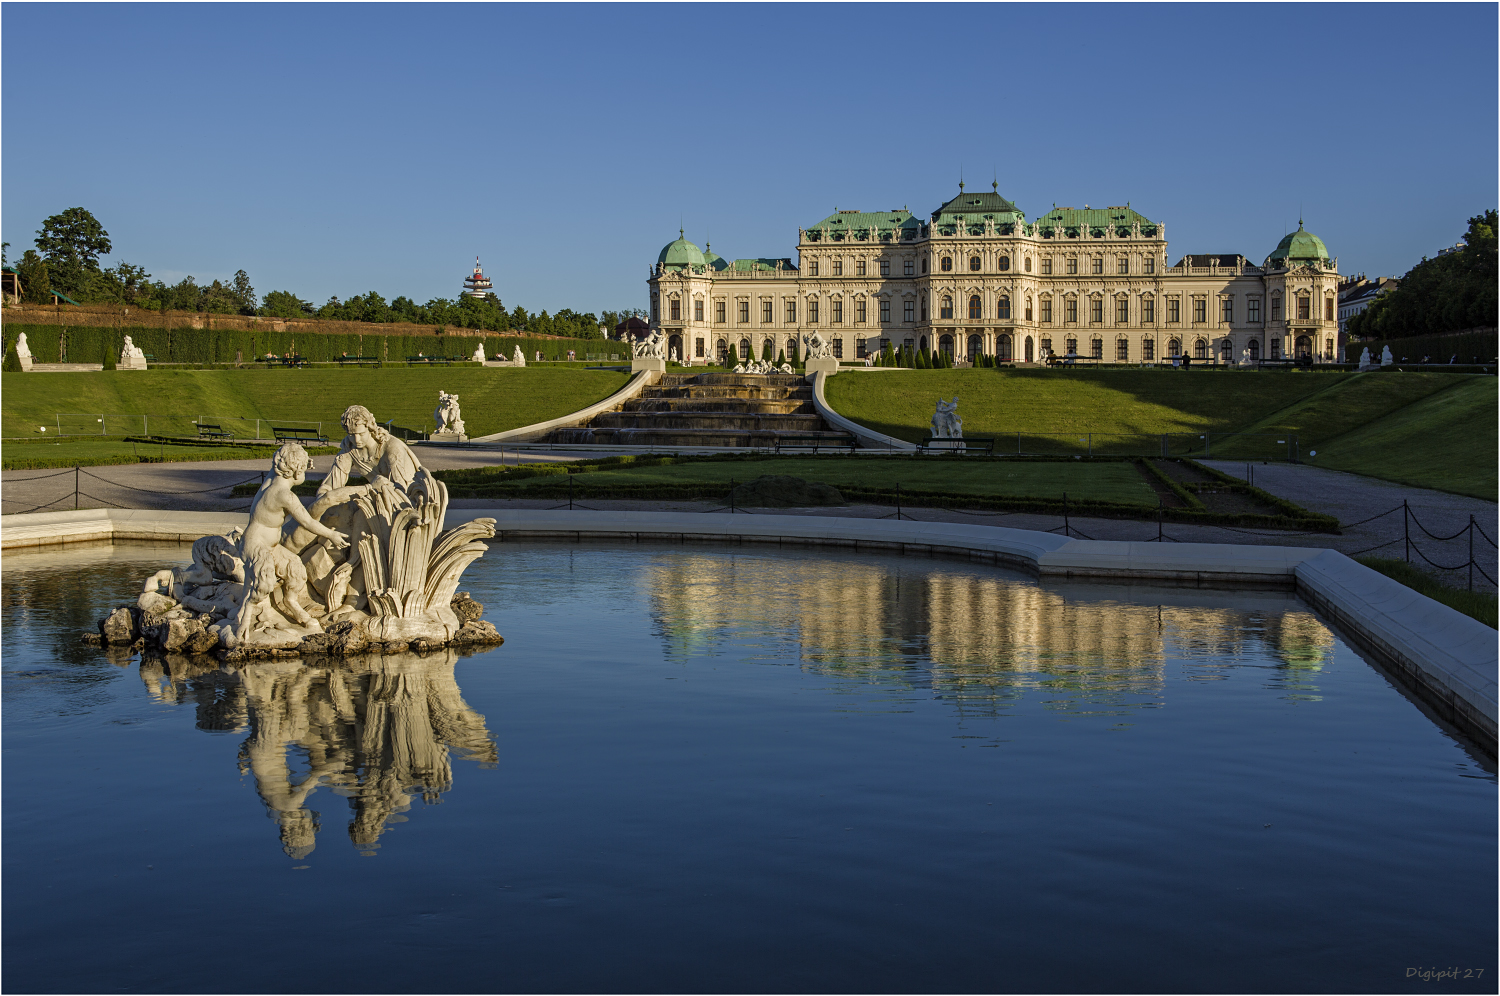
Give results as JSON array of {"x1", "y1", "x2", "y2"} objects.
[
  {"x1": 1295, "y1": 334, "x2": 1312, "y2": 358},
  {"x1": 1025, "y1": 296, "x2": 1033, "y2": 321},
  {"x1": 1193, "y1": 338, "x2": 1208, "y2": 359},
  {"x1": 997, "y1": 334, "x2": 1013, "y2": 360},
  {"x1": 997, "y1": 297, "x2": 1011, "y2": 320},
  {"x1": 968, "y1": 295, "x2": 982, "y2": 319},
  {"x1": 921, "y1": 296, "x2": 928, "y2": 321},
  {"x1": 1220, "y1": 339, "x2": 1233, "y2": 362},
  {"x1": 1116, "y1": 338, "x2": 1129, "y2": 361},
  {"x1": 739, "y1": 338, "x2": 751, "y2": 357},
  {"x1": 669, "y1": 335, "x2": 682, "y2": 359},
  {"x1": 940, "y1": 296, "x2": 954, "y2": 319},
  {"x1": 762, "y1": 337, "x2": 774, "y2": 360},
  {"x1": 940, "y1": 256, "x2": 953, "y2": 272},
  {"x1": 1024, "y1": 336, "x2": 1034, "y2": 363},
  {"x1": 998, "y1": 255, "x2": 1011, "y2": 272},
  {"x1": 1248, "y1": 339, "x2": 1261, "y2": 361},
  {"x1": 716, "y1": 339, "x2": 728, "y2": 363},
  {"x1": 968, "y1": 333, "x2": 984, "y2": 360},
  {"x1": 938, "y1": 334, "x2": 954, "y2": 356},
  {"x1": 919, "y1": 336, "x2": 929, "y2": 352},
  {"x1": 969, "y1": 256, "x2": 981, "y2": 271},
  {"x1": 1091, "y1": 337, "x2": 1104, "y2": 360},
  {"x1": 1142, "y1": 337, "x2": 1156, "y2": 362},
  {"x1": 1168, "y1": 337, "x2": 1181, "y2": 357}
]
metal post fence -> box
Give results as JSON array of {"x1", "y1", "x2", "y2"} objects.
[{"x1": 1404, "y1": 500, "x2": 1411, "y2": 563}]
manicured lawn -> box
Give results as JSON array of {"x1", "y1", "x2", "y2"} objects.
[
  {"x1": 500, "y1": 456, "x2": 1159, "y2": 505},
  {"x1": 1315, "y1": 378, "x2": 1498, "y2": 500},
  {"x1": 1358, "y1": 557, "x2": 1497, "y2": 628},
  {"x1": 1, "y1": 367, "x2": 629, "y2": 441},
  {"x1": 823, "y1": 368, "x2": 1347, "y2": 444},
  {"x1": 1, "y1": 436, "x2": 335, "y2": 470}
]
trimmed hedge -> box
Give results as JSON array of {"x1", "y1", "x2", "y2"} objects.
[
  {"x1": 1, "y1": 324, "x2": 620, "y2": 366},
  {"x1": 1352, "y1": 328, "x2": 1496, "y2": 366}
]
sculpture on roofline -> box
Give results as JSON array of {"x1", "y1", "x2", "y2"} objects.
[{"x1": 92, "y1": 405, "x2": 502, "y2": 660}]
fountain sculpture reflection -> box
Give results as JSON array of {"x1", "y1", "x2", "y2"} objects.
[{"x1": 139, "y1": 647, "x2": 496, "y2": 858}]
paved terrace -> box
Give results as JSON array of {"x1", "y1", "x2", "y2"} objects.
[{"x1": 3, "y1": 450, "x2": 1495, "y2": 591}]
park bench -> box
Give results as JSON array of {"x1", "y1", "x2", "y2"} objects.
[
  {"x1": 920, "y1": 436, "x2": 995, "y2": 455},
  {"x1": 405, "y1": 355, "x2": 458, "y2": 366},
  {"x1": 196, "y1": 423, "x2": 233, "y2": 440},
  {"x1": 774, "y1": 433, "x2": 857, "y2": 454},
  {"x1": 271, "y1": 426, "x2": 330, "y2": 445},
  {"x1": 335, "y1": 355, "x2": 381, "y2": 367},
  {"x1": 256, "y1": 355, "x2": 307, "y2": 368}
]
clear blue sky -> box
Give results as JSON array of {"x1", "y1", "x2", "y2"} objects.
[{"x1": 4, "y1": 3, "x2": 1495, "y2": 317}]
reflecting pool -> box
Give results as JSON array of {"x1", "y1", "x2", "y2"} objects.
[{"x1": 3, "y1": 542, "x2": 1495, "y2": 994}]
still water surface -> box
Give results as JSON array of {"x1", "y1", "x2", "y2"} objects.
[{"x1": 3, "y1": 542, "x2": 1494, "y2": 993}]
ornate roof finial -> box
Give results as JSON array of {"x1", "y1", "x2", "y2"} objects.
[
  {"x1": 992, "y1": 179, "x2": 998, "y2": 193},
  {"x1": 679, "y1": 227, "x2": 684, "y2": 239}
]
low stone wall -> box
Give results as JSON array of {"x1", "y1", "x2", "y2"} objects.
[{"x1": 3, "y1": 506, "x2": 1494, "y2": 752}]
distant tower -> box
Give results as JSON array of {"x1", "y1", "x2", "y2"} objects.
[{"x1": 463, "y1": 257, "x2": 493, "y2": 299}]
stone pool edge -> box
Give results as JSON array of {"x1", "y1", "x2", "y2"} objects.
[{"x1": 4, "y1": 506, "x2": 1495, "y2": 752}]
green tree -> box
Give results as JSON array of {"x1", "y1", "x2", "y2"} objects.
[
  {"x1": 16, "y1": 250, "x2": 50, "y2": 303},
  {"x1": 35, "y1": 207, "x2": 112, "y2": 297},
  {"x1": 261, "y1": 290, "x2": 313, "y2": 318},
  {"x1": 1350, "y1": 209, "x2": 1498, "y2": 339},
  {"x1": 231, "y1": 270, "x2": 257, "y2": 314}
]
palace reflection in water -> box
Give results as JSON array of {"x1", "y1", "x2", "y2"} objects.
[{"x1": 139, "y1": 649, "x2": 495, "y2": 858}]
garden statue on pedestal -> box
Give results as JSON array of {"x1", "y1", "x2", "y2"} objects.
[
  {"x1": 513, "y1": 345, "x2": 526, "y2": 366},
  {"x1": 119, "y1": 335, "x2": 148, "y2": 370},
  {"x1": 1358, "y1": 347, "x2": 1373, "y2": 371},
  {"x1": 92, "y1": 405, "x2": 502, "y2": 659},
  {"x1": 14, "y1": 331, "x2": 33, "y2": 370},
  {"x1": 929, "y1": 396, "x2": 963, "y2": 449},
  {"x1": 472, "y1": 342, "x2": 486, "y2": 363},
  {"x1": 432, "y1": 391, "x2": 467, "y2": 442},
  {"x1": 1380, "y1": 345, "x2": 1394, "y2": 366}
]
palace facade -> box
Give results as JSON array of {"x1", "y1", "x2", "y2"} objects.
[{"x1": 647, "y1": 184, "x2": 1343, "y2": 366}]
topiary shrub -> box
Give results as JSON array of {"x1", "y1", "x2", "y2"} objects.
[
  {"x1": 102, "y1": 340, "x2": 116, "y2": 370},
  {"x1": 3, "y1": 344, "x2": 21, "y2": 372}
]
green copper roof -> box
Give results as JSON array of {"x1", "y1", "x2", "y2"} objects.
[
  {"x1": 731, "y1": 258, "x2": 797, "y2": 272},
  {"x1": 932, "y1": 187, "x2": 1021, "y2": 220},
  {"x1": 1034, "y1": 205, "x2": 1157, "y2": 238},
  {"x1": 804, "y1": 209, "x2": 919, "y2": 242},
  {"x1": 1266, "y1": 223, "x2": 1329, "y2": 263},
  {"x1": 702, "y1": 245, "x2": 728, "y2": 271},
  {"x1": 658, "y1": 232, "x2": 705, "y2": 269}
]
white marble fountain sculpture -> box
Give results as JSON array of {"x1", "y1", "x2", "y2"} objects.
[{"x1": 100, "y1": 405, "x2": 501, "y2": 658}]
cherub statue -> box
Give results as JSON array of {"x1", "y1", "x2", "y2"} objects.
[
  {"x1": 931, "y1": 396, "x2": 962, "y2": 438},
  {"x1": 434, "y1": 392, "x2": 465, "y2": 435},
  {"x1": 224, "y1": 443, "x2": 349, "y2": 647}
]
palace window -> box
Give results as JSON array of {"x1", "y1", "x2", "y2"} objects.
[
  {"x1": 921, "y1": 258, "x2": 928, "y2": 273},
  {"x1": 1091, "y1": 338, "x2": 1103, "y2": 359},
  {"x1": 920, "y1": 296, "x2": 928, "y2": 321},
  {"x1": 763, "y1": 338, "x2": 774, "y2": 360},
  {"x1": 1325, "y1": 298, "x2": 1334, "y2": 321},
  {"x1": 1248, "y1": 299, "x2": 1261, "y2": 323},
  {"x1": 1221, "y1": 339, "x2": 1234, "y2": 362},
  {"x1": 1092, "y1": 257, "x2": 1104, "y2": 275},
  {"x1": 833, "y1": 338, "x2": 844, "y2": 358},
  {"x1": 1041, "y1": 257, "x2": 1053, "y2": 275},
  {"x1": 717, "y1": 339, "x2": 727, "y2": 363},
  {"x1": 906, "y1": 260, "x2": 915, "y2": 276},
  {"x1": 857, "y1": 338, "x2": 868, "y2": 358},
  {"x1": 970, "y1": 256, "x2": 981, "y2": 271},
  {"x1": 1040, "y1": 297, "x2": 1053, "y2": 324},
  {"x1": 1142, "y1": 337, "x2": 1155, "y2": 361},
  {"x1": 1066, "y1": 337, "x2": 1078, "y2": 355},
  {"x1": 856, "y1": 259, "x2": 866, "y2": 276},
  {"x1": 1297, "y1": 296, "x2": 1310, "y2": 320},
  {"x1": 1193, "y1": 298, "x2": 1206, "y2": 323},
  {"x1": 695, "y1": 337, "x2": 705, "y2": 358},
  {"x1": 810, "y1": 261, "x2": 819, "y2": 276},
  {"x1": 762, "y1": 301, "x2": 773, "y2": 323},
  {"x1": 833, "y1": 259, "x2": 843, "y2": 276},
  {"x1": 1116, "y1": 297, "x2": 1129, "y2": 323},
  {"x1": 694, "y1": 300, "x2": 703, "y2": 322},
  {"x1": 1271, "y1": 295, "x2": 1282, "y2": 321},
  {"x1": 856, "y1": 299, "x2": 866, "y2": 323},
  {"x1": 998, "y1": 297, "x2": 1011, "y2": 320},
  {"x1": 905, "y1": 300, "x2": 915, "y2": 323},
  {"x1": 1222, "y1": 298, "x2": 1233, "y2": 323},
  {"x1": 1065, "y1": 298, "x2": 1078, "y2": 323},
  {"x1": 786, "y1": 300, "x2": 797, "y2": 323},
  {"x1": 651, "y1": 296, "x2": 659, "y2": 321},
  {"x1": 1117, "y1": 257, "x2": 1129, "y2": 275},
  {"x1": 1248, "y1": 338, "x2": 1260, "y2": 360},
  {"x1": 1168, "y1": 338, "x2": 1181, "y2": 357},
  {"x1": 738, "y1": 301, "x2": 749, "y2": 323},
  {"x1": 1025, "y1": 297, "x2": 1033, "y2": 321},
  {"x1": 880, "y1": 260, "x2": 890, "y2": 276},
  {"x1": 940, "y1": 296, "x2": 954, "y2": 319},
  {"x1": 968, "y1": 295, "x2": 982, "y2": 319},
  {"x1": 1194, "y1": 338, "x2": 1208, "y2": 359},
  {"x1": 715, "y1": 301, "x2": 726, "y2": 324},
  {"x1": 1144, "y1": 256, "x2": 1155, "y2": 274},
  {"x1": 941, "y1": 256, "x2": 953, "y2": 272},
  {"x1": 1066, "y1": 257, "x2": 1078, "y2": 275},
  {"x1": 1270, "y1": 337, "x2": 1281, "y2": 358},
  {"x1": 1041, "y1": 336, "x2": 1053, "y2": 355},
  {"x1": 832, "y1": 300, "x2": 843, "y2": 323},
  {"x1": 1090, "y1": 298, "x2": 1103, "y2": 323},
  {"x1": 670, "y1": 299, "x2": 681, "y2": 321},
  {"x1": 999, "y1": 256, "x2": 1011, "y2": 271},
  {"x1": 1142, "y1": 296, "x2": 1154, "y2": 323},
  {"x1": 1025, "y1": 256, "x2": 1032, "y2": 273},
  {"x1": 809, "y1": 300, "x2": 820, "y2": 323},
  {"x1": 1167, "y1": 297, "x2": 1180, "y2": 323},
  {"x1": 880, "y1": 300, "x2": 890, "y2": 323}
]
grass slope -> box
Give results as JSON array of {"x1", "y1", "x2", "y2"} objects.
[
  {"x1": 1, "y1": 437, "x2": 336, "y2": 470},
  {"x1": 824, "y1": 368, "x2": 1346, "y2": 444},
  {"x1": 1314, "y1": 378, "x2": 1497, "y2": 499},
  {"x1": 1, "y1": 367, "x2": 628, "y2": 440},
  {"x1": 491, "y1": 457, "x2": 1158, "y2": 505}
]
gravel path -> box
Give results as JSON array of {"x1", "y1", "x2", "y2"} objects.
[{"x1": 6, "y1": 451, "x2": 1494, "y2": 591}]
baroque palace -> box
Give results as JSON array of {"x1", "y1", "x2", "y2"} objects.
[{"x1": 647, "y1": 184, "x2": 1342, "y2": 366}]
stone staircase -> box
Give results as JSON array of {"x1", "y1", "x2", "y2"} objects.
[{"x1": 546, "y1": 372, "x2": 851, "y2": 447}]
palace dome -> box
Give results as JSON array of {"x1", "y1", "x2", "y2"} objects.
[
  {"x1": 1266, "y1": 223, "x2": 1330, "y2": 264},
  {"x1": 658, "y1": 232, "x2": 706, "y2": 269}
]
